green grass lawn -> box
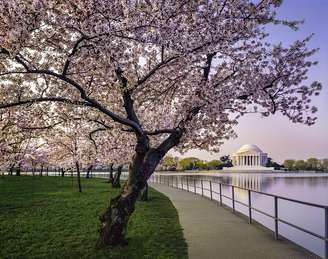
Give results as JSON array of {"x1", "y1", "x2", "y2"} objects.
[{"x1": 0, "y1": 176, "x2": 187, "y2": 259}]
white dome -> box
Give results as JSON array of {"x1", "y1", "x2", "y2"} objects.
[{"x1": 235, "y1": 144, "x2": 263, "y2": 154}]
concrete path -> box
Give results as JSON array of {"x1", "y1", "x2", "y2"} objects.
[{"x1": 150, "y1": 183, "x2": 317, "y2": 259}]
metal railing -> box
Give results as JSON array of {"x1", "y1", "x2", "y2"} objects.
[{"x1": 147, "y1": 173, "x2": 328, "y2": 259}]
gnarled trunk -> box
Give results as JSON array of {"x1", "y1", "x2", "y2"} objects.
[
  {"x1": 97, "y1": 162, "x2": 143, "y2": 247},
  {"x1": 108, "y1": 163, "x2": 114, "y2": 183},
  {"x1": 86, "y1": 165, "x2": 93, "y2": 178},
  {"x1": 97, "y1": 130, "x2": 182, "y2": 247}
]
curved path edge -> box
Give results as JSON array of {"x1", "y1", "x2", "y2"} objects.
[{"x1": 150, "y1": 183, "x2": 317, "y2": 259}]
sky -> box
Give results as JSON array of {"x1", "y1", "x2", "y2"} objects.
[{"x1": 176, "y1": 0, "x2": 328, "y2": 163}]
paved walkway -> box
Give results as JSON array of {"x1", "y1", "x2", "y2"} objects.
[{"x1": 150, "y1": 183, "x2": 317, "y2": 259}]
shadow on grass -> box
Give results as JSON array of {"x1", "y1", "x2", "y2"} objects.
[{"x1": 0, "y1": 176, "x2": 187, "y2": 259}]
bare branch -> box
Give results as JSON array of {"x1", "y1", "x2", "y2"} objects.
[{"x1": 0, "y1": 97, "x2": 90, "y2": 109}]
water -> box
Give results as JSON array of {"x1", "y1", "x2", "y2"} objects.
[{"x1": 152, "y1": 172, "x2": 328, "y2": 258}]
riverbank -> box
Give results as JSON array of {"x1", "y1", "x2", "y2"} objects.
[{"x1": 0, "y1": 176, "x2": 187, "y2": 259}]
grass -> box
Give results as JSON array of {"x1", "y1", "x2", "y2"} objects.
[{"x1": 0, "y1": 176, "x2": 188, "y2": 259}]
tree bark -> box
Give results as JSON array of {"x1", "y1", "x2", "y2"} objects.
[
  {"x1": 97, "y1": 130, "x2": 182, "y2": 247},
  {"x1": 139, "y1": 183, "x2": 148, "y2": 201},
  {"x1": 16, "y1": 164, "x2": 21, "y2": 176},
  {"x1": 108, "y1": 163, "x2": 114, "y2": 183},
  {"x1": 86, "y1": 165, "x2": 93, "y2": 178},
  {"x1": 112, "y1": 165, "x2": 122, "y2": 188},
  {"x1": 9, "y1": 166, "x2": 13, "y2": 176},
  {"x1": 75, "y1": 161, "x2": 82, "y2": 193}
]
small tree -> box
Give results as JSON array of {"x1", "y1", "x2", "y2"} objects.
[
  {"x1": 207, "y1": 160, "x2": 222, "y2": 170},
  {"x1": 306, "y1": 158, "x2": 320, "y2": 171},
  {"x1": 283, "y1": 159, "x2": 295, "y2": 171},
  {"x1": 294, "y1": 160, "x2": 307, "y2": 171}
]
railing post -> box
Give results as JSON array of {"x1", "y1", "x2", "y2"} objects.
[
  {"x1": 201, "y1": 180, "x2": 204, "y2": 196},
  {"x1": 209, "y1": 181, "x2": 213, "y2": 200},
  {"x1": 187, "y1": 177, "x2": 189, "y2": 192},
  {"x1": 325, "y1": 207, "x2": 328, "y2": 259},
  {"x1": 181, "y1": 177, "x2": 184, "y2": 190},
  {"x1": 194, "y1": 179, "x2": 196, "y2": 193},
  {"x1": 219, "y1": 183, "x2": 222, "y2": 206},
  {"x1": 248, "y1": 190, "x2": 252, "y2": 224},
  {"x1": 274, "y1": 196, "x2": 279, "y2": 240},
  {"x1": 232, "y1": 186, "x2": 235, "y2": 213}
]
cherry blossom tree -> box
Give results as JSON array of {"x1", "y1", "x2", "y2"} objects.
[
  {"x1": 45, "y1": 121, "x2": 96, "y2": 192},
  {"x1": 0, "y1": 0, "x2": 322, "y2": 246}
]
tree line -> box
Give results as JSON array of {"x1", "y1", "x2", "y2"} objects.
[{"x1": 283, "y1": 158, "x2": 328, "y2": 171}]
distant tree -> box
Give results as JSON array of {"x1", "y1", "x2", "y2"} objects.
[
  {"x1": 306, "y1": 158, "x2": 320, "y2": 171},
  {"x1": 207, "y1": 160, "x2": 222, "y2": 170},
  {"x1": 178, "y1": 157, "x2": 200, "y2": 171},
  {"x1": 161, "y1": 155, "x2": 179, "y2": 171},
  {"x1": 283, "y1": 159, "x2": 295, "y2": 171},
  {"x1": 321, "y1": 159, "x2": 328, "y2": 172},
  {"x1": 194, "y1": 160, "x2": 208, "y2": 170},
  {"x1": 294, "y1": 160, "x2": 307, "y2": 171}
]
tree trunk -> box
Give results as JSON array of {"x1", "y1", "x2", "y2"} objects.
[
  {"x1": 46, "y1": 167, "x2": 49, "y2": 176},
  {"x1": 32, "y1": 167, "x2": 35, "y2": 176},
  {"x1": 139, "y1": 183, "x2": 148, "y2": 201},
  {"x1": 97, "y1": 130, "x2": 182, "y2": 247},
  {"x1": 16, "y1": 164, "x2": 21, "y2": 176},
  {"x1": 86, "y1": 165, "x2": 93, "y2": 179},
  {"x1": 40, "y1": 165, "x2": 43, "y2": 176},
  {"x1": 9, "y1": 166, "x2": 13, "y2": 176},
  {"x1": 75, "y1": 161, "x2": 82, "y2": 193},
  {"x1": 97, "y1": 163, "x2": 142, "y2": 247},
  {"x1": 108, "y1": 163, "x2": 114, "y2": 183},
  {"x1": 61, "y1": 168, "x2": 65, "y2": 177},
  {"x1": 112, "y1": 165, "x2": 122, "y2": 188}
]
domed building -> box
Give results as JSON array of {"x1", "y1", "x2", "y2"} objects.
[{"x1": 228, "y1": 144, "x2": 274, "y2": 171}]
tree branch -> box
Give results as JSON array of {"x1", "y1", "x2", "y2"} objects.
[{"x1": 0, "y1": 97, "x2": 90, "y2": 109}]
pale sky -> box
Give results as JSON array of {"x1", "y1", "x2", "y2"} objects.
[{"x1": 175, "y1": 0, "x2": 328, "y2": 163}]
